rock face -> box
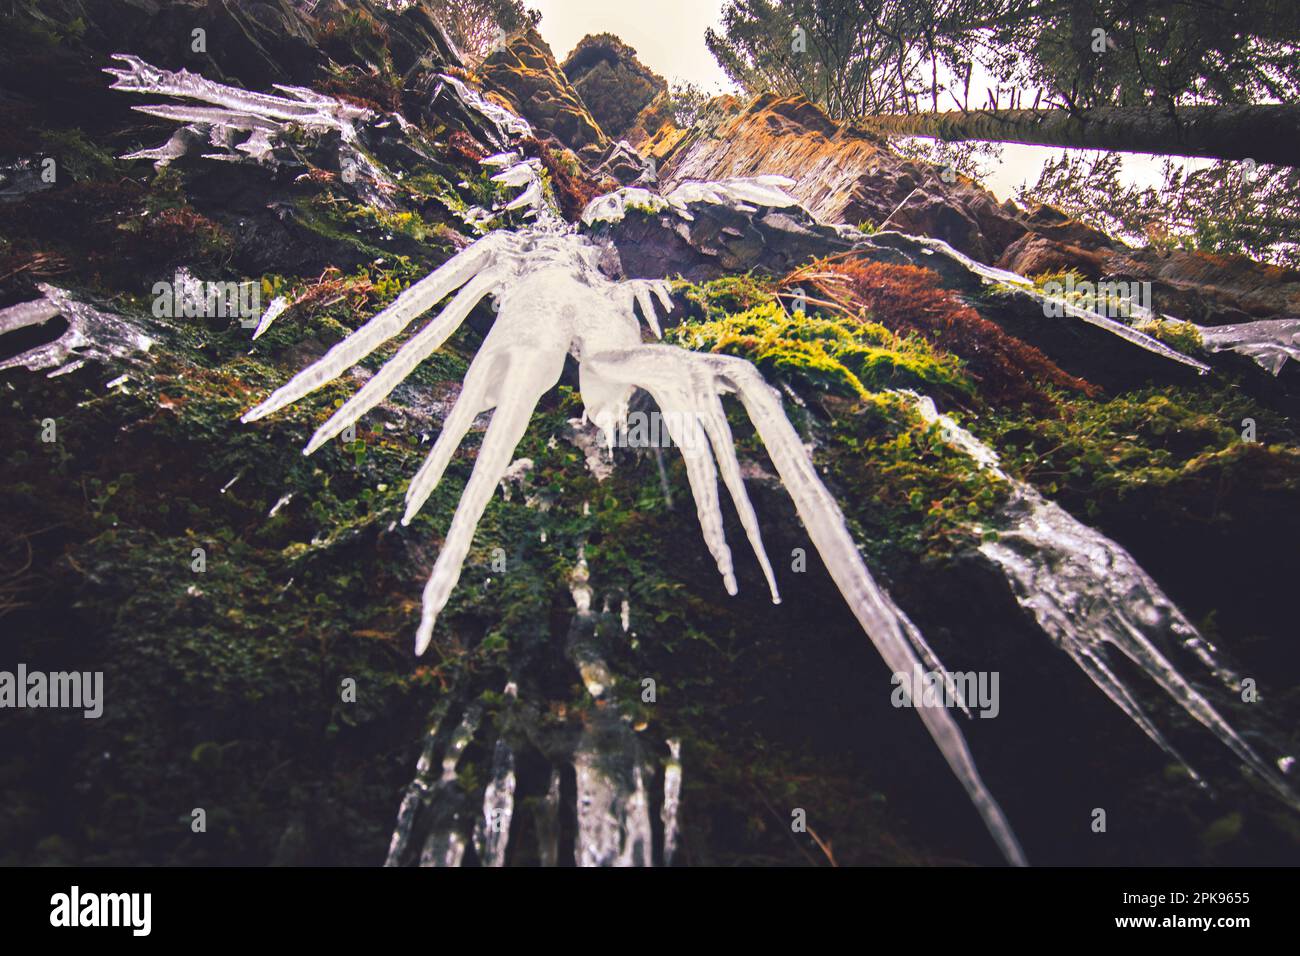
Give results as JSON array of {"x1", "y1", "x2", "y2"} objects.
[
  {"x1": 479, "y1": 28, "x2": 610, "y2": 163},
  {"x1": 4, "y1": 2, "x2": 1300, "y2": 870},
  {"x1": 561, "y1": 34, "x2": 666, "y2": 143},
  {"x1": 657, "y1": 92, "x2": 1300, "y2": 324}
]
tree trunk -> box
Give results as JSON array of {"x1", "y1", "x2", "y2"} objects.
[{"x1": 860, "y1": 104, "x2": 1300, "y2": 167}]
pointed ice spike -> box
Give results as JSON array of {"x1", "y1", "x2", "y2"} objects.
[
  {"x1": 650, "y1": 281, "x2": 674, "y2": 327},
  {"x1": 403, "y1": 355, "x2": 505, "y2": 525},
  {"x1": 414, "y1": 352, "x2": 565, "y2": 654},
  {"x1": 242, "y1": 232, "x2": 507, "y2": 423},
  {"x1": 130, "y1": 103, "x2": 281, "y2": 131},
  {"x1": 271, "y1": 84, "x2": 338, "y2": 105},
  {"x1": 909, "y1": 392, "x2": 1300, "y2": 811},
  {"x1": 653, "y1": 407, "x2": 737, "y2": 594},
  {"x1": 251, "y1": 295, "x2": 289, "y2": 340},
  {"x1": 304, "y1": 271, "x2": 498, "y2": 453},
  {"x1": 698, "y1": 351, "x2": 1027, "y2": 865},
  {"x1": 631, "y1": 284, "x2": 662, "y2": 338},
  {"x1": 696, "y1": 394, "x2": 781, "y2": 603},
  {"x1": 584, "y1": 345, "x2": 1022, "y2": 863},
  {"x1": 1069, "y1": 644, "x2": 1204, "y2": 787}
]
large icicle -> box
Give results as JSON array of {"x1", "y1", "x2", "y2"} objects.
[
  {"x1": 242, "y1": 232, "x2": 508, "y2": 424},
  {"x1": 1196, "y1": 318, "x2": 1300, "y2": 375},
  {"x1": 908, "y1": 393, "x2": 1299, "y2": 809},
  {"x1": 243, "y1": 131, "x2": 1025, "y2": 858},
  {"x1": 583, "y1": 346, "x2": 1026, "y2": 865},
  {"x1": 472, "y1": 737, "x2": 517, "y2": 867},
  {"x1": 876, "y1": 232, "x2": 1212, "y2": 373}
]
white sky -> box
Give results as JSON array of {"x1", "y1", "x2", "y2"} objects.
[
  {"x1": 528, "y1": 0, "x2": 1202, "y2": 202},
  {"x1": 530, "y1": 0, "x2": 735, "y2": 93}
]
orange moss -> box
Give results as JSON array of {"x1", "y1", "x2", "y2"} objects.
[
  {"x1": 784, "y1": 257, "x2": 1096, "y2": 409},
  {"x1": 444, "y1": 130, "x2": 486, "y2": 166}
]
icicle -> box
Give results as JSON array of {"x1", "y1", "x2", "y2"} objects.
[
  {"x1": 907, "y1": 393, "x2": 1299, "y2": 810},
  {"x1": 105, "y1": 54, "x2": 370, "y2": 132},
  {"x1": 473, "y1": 738, "x2": 516, "y2": 867},
  {"x1": 0, "y1": 285, "x2": 154, "y2": 376},
  {"x1": 250, "y1": 295, "x2": 289, "y2": 341},
  {"x1": 662, "y1": 739, "x2": 682, "y2": 866},
  {"x1": 385, "y1": 710, "x2": 446, "y2": 867},
  {"x1": 881, "y1": 233, "x2": 1211, "y2": 373},
  {"x1": 1197, "y1": 318, "x2": 1300, "y2": 375},
  {"x1": 246, "y1": 168, "x2": 1026, "y2": 863},
  {"x1": 242, "y1": 232, "x2": 508, "y2": 423},
  {"x1": 535, "y1": 770, "x2": 562, "y2": 867},
  {"x1": 302, "y1": 271, "x2": 500, "y2": 453},
  {"x1": 574, "y1": 741, "x2": 654, "y2": 867}
]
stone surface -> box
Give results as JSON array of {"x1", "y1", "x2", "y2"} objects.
[
  {"x1": 560, "y1": 33, "x2": 666, "y2": 143},
  {"x1": 479, "y1": 28, "x2": 610, "y2": 164},
  {"x1": 657, "y1": 92, "x2": 1300, "y2": 324}
]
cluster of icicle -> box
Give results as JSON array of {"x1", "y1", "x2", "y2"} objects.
[
  {"x1": 0, "y1": 284, "x2": 154, "y2": 377},
  {"x1": 385, "y1": 549, "x2": 684, "y2": 867},
  {"x1": 1198, "y1": 318, "x2": 1300, "y2": 376},
  {"x1": 104, "y1": 54, "x2": 1297, "y2": 863},
  {"x1": 103, "y1": 54, "x2": 393, "y2": 204},
  {"x1": 236, "y1": 148, "x2": 1026, "y2": 861},
  {"x1": 905, "y1": 392, "x2": 1298, "y2": 810}
]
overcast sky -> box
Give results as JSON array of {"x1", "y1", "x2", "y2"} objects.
[
  {"x1": 530, "y1": 0, "x2": 735, "y2": 93},
  {"x1": 527, "y1": 0, "x2": 1191, "y2": 203}
]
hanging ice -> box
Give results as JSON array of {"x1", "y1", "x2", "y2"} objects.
[
  {"x1": 0, "y1": 284, "x2": 155, "y2": 376},
  {"x1": 105, "y1": 55, "x2": 394, "y2": 204},
  {"x1": 907, "y1": 393, "x2": 1299, "y2": 810},
  {"x1": 1196, "y1": 318, "x2": 1300, "y2": 375},
  {"x1": 242, "y1": 165, "x2": 1027, "y2": 864},
  {"x1": 876, "y1": 232, "x2": 1212, "y2": 373}
]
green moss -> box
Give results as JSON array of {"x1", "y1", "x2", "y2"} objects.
[
  {"x1": 1136, "y1": 317, "x2": 1205, "y2": 354},
  {"x1": 669, "y1": 301, "x2": 972, "y2": 400},
  {"x1": 341, "y1": 204, "x2": 436, "y2": 242},
  {"x1": 679, "y1": 273, "x2": 779, "y2": 321},
  {"x1": 981, "y1": 384, "x2": 1289, "y2": 506},
  {"x1": 37, "y1": 127, "x2": 125, "y2": 182}
]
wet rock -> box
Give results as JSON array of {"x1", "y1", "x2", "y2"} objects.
[
  {"x1": 479, "y1": 28, "x2": 610, "y2": 164},
  {"x1": 659, "y1": 91, "x2": 1300, "y2": 325},
  {"x1": 560, "y1": 34, "x2": 666, "y2": 143}
]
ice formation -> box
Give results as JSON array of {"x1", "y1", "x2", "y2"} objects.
[
  {"x1": 0, "y1": 284, "x2": 155, "y2": 376},
  {"x1": 117, "y1": 53, "x2": 1287, "y2": 861},
  {"x1": 104, "y1": 55, "x2": 394, "y2": 204},
  {"x1": 240, "y1": 151, "x2": 1025, "y2": 862},
  {"x1": 908, "y1": 393, "x2": 1299, "y2": 809},
  {"x1": 1196, "y1": 317, "x2": 1300, "y2": 375},
  {"x1": 877, "y1": 232, "x2": 1214, "y2": 373}
]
